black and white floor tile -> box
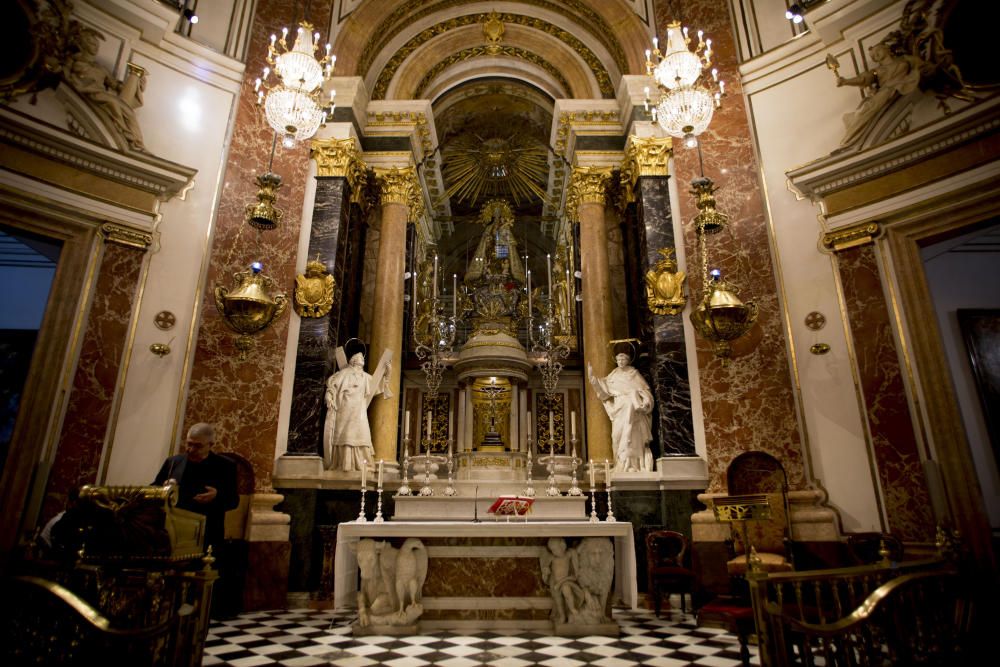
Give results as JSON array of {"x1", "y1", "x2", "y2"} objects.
[{"x1": 203, "y1": 607, "x2": 759, "y2": 666}]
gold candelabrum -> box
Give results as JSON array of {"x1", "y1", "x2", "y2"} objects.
[
  {"x1": 688, "y1": 177, "x2": 757, "y2": 361},
  {"x1": 412, "y1": 255, "x2": 457, "y2": 400}
]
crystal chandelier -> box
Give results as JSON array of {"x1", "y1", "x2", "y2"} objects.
[
  {"x1": 255, "y1": 22, "x2": 336, "y2": 147},
  {"x1": 644, "y1": 21, "x2": 725, "y2": 148}
]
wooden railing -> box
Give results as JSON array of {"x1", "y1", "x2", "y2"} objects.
[{"x1": 748, "y1": 558, "x2": 971, "y2": 665}]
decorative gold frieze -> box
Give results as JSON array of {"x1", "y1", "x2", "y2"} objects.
[
  {"x1": 821, "y1": 222, "x2": 880, "y2": 252},
  {"x1": 565, "y1": 166, "x2": 613, "y2": 221},
  {"x1": 293, "y1": 259, "x2": 335, "y2": 318},
  {"x1": 414, "y1": 45, "x2": 573, "y2": 100},
  {"x1": 645, "y1": 248, "x2": 686, "y2": 316},
  {"x1": 620, "y1": 136, "x2": 672, "y2": 206},
  {"x1": 100, "y1": 223, "x2": 152, "y2": 250},
  {"x1": 371, "y1": 11, "x2": 614, "y2": 100}
]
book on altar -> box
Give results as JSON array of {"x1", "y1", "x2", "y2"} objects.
[{"x1": 487, "y1": 495, "x2": 535, "y2": 516}]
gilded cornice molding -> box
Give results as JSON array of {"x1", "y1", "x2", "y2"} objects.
[
  {"x1": 620, "y1": 136, "x2": 672, "y2": 207},
  {"x1": 100, "y1": 222, "x2": 152, "y2": 250},
  {"x1": 374, "y1": 167, "x2": 424, "y2": 221},
  {"x1": 565, "y1": 166, "x2": 613, "y2": 221},
  {"x1": 311, "y1": 138, "x2": 369, "y2": 207},
  {"x1": 371, "y1": 12, "x2": 613, "y2": 100},
  {"x1": 357, "y1": 0, "x2": 627, "y2": 85},
  {"x1": 821, "y1": 222, "x2": 881, "y2": 252}
]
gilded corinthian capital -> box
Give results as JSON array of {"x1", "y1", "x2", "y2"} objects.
[
  {"x1": 620, "y1": 136, "x2": 672, "y2": 206},
  {"x1": 374, "y1": 166, "x2": 424, "y2": 221},
  {"x1": 566, "y1": 166, "x2": 613, "y2": 222}
]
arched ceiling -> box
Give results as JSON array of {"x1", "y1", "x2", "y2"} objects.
[{"x1": 331, "y1": 0, "x2": 651, "y2": 274}]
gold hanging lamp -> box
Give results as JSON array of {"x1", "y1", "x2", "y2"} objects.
[{"x1": 688, "y1": 177, "x2": 757, "y2": 361}]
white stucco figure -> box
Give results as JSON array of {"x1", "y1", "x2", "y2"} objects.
[
  {"x1": 836, "y1": 41, "x2": 920, "y2": 147},
  {"x1": 588, "y1": 352, "x2": 654, "y2": 472},
  {"x1": 354, "y1": 538, "x2": 428, "y2": 627},
  {"x1": 323, "y1": 348, "x2": 392, "y2": 471},
  {"x1": 540, "y1": 537, "x2": 614, "y2": 626}
]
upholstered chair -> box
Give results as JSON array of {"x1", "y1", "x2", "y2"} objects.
[{"x1": 645, "y1": 530, "x2": 696, "y2": 615}]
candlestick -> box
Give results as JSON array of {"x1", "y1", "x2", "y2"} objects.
[
  {"x1": 377, "y1": 459, "x2": 384, "y2": 488},
  {"x1": 433, "y1": 255, "x2": 438, "y2": 298},
  {"x1": 453, "y1": 274, "x2": 457, "y2": 318},
  {"x1": 426, "y1": 411, "x2": 433, "y2": 442},
  {"x1": 570, "y1": 411, "x2": 576, "y2": 439},
  {"x1": 527, "y1": 270, "x2": 532, "y2": 317},
  {"x1": 357, "y1": 459, "x2": 368, "y2": 522},
  {"x1": 604, "y1": 459, "x2": 610, "y2": 484},
  {"x1": 397, "y1": 440, "x2": 411, "y2": 497},
  {"x1": 546, "y1": 253, "x2": 552, "y2": 297},
  {"x1": 604, "y1": 459, "x2": 616, "y2": 522}
]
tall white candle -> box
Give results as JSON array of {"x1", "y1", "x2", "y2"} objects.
[
  {"x1": 589, "y1": 459, "x2": 596, "y2": 487},
  {"x1": 527, "y1": 270, "x2": 532, "y2": 316},
  {"x1": 570, "y1": 411, "x2": 576, "y2": 439},
  {"x1": 527, "y1": 410, "x2": 533, "y2": 442},
  {"x1": 448, "y1": 409, "x2": 453, "y2": 442},
  {"x1": 426, "y1": 411, "x2": 432, "y2": 441},
  {"x1": 546, "y1": 253, "x2": 552, "y2": 297},
  {"x1": 548, "y1": 410, "x2": 554, "y2": 439},
  {"x1": 361, "y1": 460, "x2": 367, "y2": 489},
  {"x1": 452, "y1": 274, "x2": 457, "y2": 318},
  {"x1": 433, "y1": 255, "x2": 438, "y2": 298},
  {"x1": 566, "y1": 268, "x2": 572, "y2": 309},
  {"x1": 377, "y1": 459, "x2": 384, "y2": 488},
  {"x1": 404, "y1": 410, "x2": 411, "y2": 439},
  {"x1": 604, "y1": 459, "x2": 611, "y2": 485}
]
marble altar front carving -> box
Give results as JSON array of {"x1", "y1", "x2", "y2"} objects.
[
  {"x1": 354, "y1": 537, "x2": 428, "y2": 631},
  {"x1": 335, "y1": 522, "x2": 637, "y2": 635}
]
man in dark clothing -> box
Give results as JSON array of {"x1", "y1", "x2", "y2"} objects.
[{"x1": 154, "y1": 422, "x2": 238, "y2": 616}]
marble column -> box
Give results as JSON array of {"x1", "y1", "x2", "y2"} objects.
[
  {"x1": 287, "y1": 139, "x2": 367, "y2": 455},
  {"x1": 570, "y1": 167, "x2": 615, "y2": 464},
  {"x1": 622, "y1": 136, "x2": 696, "y2": 456},
  {"x1": 369, "y1": 167, "x2": 420, "y2": 465}
]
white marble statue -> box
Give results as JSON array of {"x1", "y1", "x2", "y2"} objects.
[
  {"x1": 323, "y1": 348, "x2": 392, "y2": 471},
  {"x1": 354, "y1": 538, "x2": 428, "y2": 627},
  {"x1": 540, "y1": 537, "x2": 614, "y2": 626},
  {"x1": 588, "y1": 353, "x2": 655, "y2": 472},
  {"x1": 835, "y1": 41, "x2": 920, "y2": 147}
]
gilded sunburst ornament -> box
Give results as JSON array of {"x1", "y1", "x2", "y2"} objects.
[{"x1": 441, "y1": 122, "x2": 548, "y2": 207}]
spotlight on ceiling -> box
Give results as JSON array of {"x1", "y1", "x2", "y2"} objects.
[{"x1": 785, "y1": 4, "x2": 804, "y2": 24}]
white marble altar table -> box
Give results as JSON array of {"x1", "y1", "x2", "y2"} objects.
[{"x1": 334, "y1": 521, "x2": 638, "y2": 613}]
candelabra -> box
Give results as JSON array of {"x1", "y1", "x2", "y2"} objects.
[
  {"x1": 374, "y1": 482, "x2": 384, "y2": 524},
  {"x1": 396, "y1": 440, "x2": 412, "y2": 497},
  {"x1": 418, "y1": 438, "x2": 435, "y2": 496},
  {"x1": 413, "y1": 255, "x2": 457, "y2": 401},
  {"x1": 356, "y1": 468, "x2": 368, "y2": 523},
  {"x1": 606, "y1": 475, "x2": 617, "y2": 523},
  {"x1": 567, "y1": 438, "x2": 583, "y2": 496},
  {"x1": 528, "y1": 275, "x2": 570, "y2": 398}
]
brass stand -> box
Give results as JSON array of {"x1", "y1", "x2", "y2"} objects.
[{"x1": 712, "y1": 494, "x2": 772, "y2": 572}]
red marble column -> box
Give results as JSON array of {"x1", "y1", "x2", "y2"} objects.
[
  {"x1": 837, "y1": 245, "x2": 934, "y2": 541},
  {"x1": 183, "y1": 0, "x2": 332, "y2": 488},
  {"x1": 654, "y1": 0, "x2": 805, "y2": 491},
  {"x1": 41, "y1": 242, "x2": 145, "y2": 522}
]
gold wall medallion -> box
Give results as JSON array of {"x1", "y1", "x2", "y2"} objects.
[
  {"x1": 154, "y1": 310, "x2": 176, "y2": 330},
  {"x1": 293, "y1": 259, "x2": 335, "y2": 318},
  {"x1": 809, "y1": 343, "x2": 832, "y2": 355},
  {"x1": 645, "y1": 247, "x2": 686, "y2": 316}
]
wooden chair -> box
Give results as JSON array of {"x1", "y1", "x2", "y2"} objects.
[{"x1": 645, "y1": 530, "x2": 696, "y2": 615}]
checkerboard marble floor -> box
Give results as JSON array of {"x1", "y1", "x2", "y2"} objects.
[{"x1": 203, "y1": 607, "x2": 759, "y2": 666}]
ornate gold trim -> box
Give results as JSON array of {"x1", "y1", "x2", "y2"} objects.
[
  {"x1": 100, "y1": 223, "x2": 152, "y2": 250},
  {"x1": 374, "y1": 167, "x2": 423, "y2": 221},
  {"x1": 311, "y1": 138, "x2": 369, "y2": 207},
  {"x1": 620, "y1": 136, "x2": 672, "y2": 206},
  {"x1": 822, "y1": 222, "x2": 881, "y2": 252},
  {"x1": 565, "y1": 166, "x2": 613, "y2": 221},
  {"x1": 358, "y1": 0, "x2": 627, "y2": 92},
  {"x1": 412, "y1": 44, "x2": 574, "y2": 100},
  {"x1": 293, "y1": 259, "x2": 335, "y2": 318}
]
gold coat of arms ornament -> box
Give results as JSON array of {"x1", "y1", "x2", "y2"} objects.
[
  {"x1": 645, "y1": 247, "x2": 686, "y2": 315},
  {"x1": 294, "y1": 259, "x2": 335, "y2": 318}
]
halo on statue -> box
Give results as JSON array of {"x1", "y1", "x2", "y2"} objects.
[
  {"x1": 343, "y1": 337, "x2": 368, "y2": 363},
  {"x1": 607, "y1": 337, "x2": 640, "y2": 363}
]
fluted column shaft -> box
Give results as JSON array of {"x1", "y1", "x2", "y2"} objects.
[
  {"x1": 369, "y1": 168, "x2": 420, "y2": 465},
  {"x1": 571, "y1": 167, "x2": 614, "y2": 464}
]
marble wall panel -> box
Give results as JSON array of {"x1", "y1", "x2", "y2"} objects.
[
  {"x1": 41, "y1": 243, "x2": 143, "y2": 522},
  {"x1": 655, "y1": 0, "x2": 805, "y2": 491},
  {"x1": 637, "y1": 177, "x2": 695, "y2": 455},
  {"x1": 287, "y1": 178, "x2": 349, "y2": 455},
  {"x1": 837, "y1": 245, "x2": 933, "y2": 541},
  {"x1": 183, "y1": 0, "x2": 333, "y2": 489}
]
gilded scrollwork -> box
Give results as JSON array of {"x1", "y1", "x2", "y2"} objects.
[
  {"x1": 374, "y1": 167, "x2": 423, "y2": 222},
  {"x1": 565, "y1": 166, "x2": 612, "y2": 222},
  {"x1": 620, "y1": 136, "x2": 672, "y2": 206},
  {"x1": 821, "y1": 222, "x2": 880, "y2": 252},
  {"x1": 100, "y1": 223, "x2": 153, "y2": 250}
]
